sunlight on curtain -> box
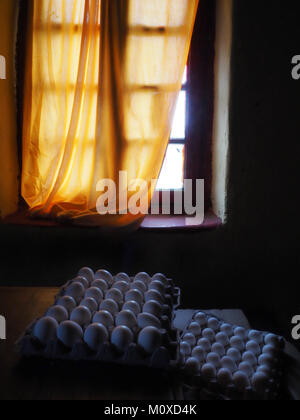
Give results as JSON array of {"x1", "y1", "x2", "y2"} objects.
[{"x1": 22, "y1": 0, "x2": 199, "y2": 227}]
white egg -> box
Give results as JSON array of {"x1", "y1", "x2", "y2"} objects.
[
  {"x1": 85, "y1": 287, "x2": 103, "y2": 304},
  {"x1": 138, "y1": 313, "x2": 161, "y2": 329},
  {"x1": 57, "y1": 321, "x2": 83, "y2": 348},
  {"x1": 73, "y1": 276, "x2": 89, "y2": 289},
  {"x1": 95, "y1": 269, "x2": 114, "y2": 287},
  {"x1": 246, "y1": 340, "x2": 261, "y2": 355},
  {"x1": 202, "y1": 328, "x2": 215, "y2": 343},
  {"x1": 56, "y1": 296, "x2": 77, "y2": 313},
  {"x1": 125, "y1": 289, "x2": 144, "y2": 305},
  {"x1": 233, "y1": 371, "x2": 250, "y2": 390},
  {"x1": 207, "y1": 352, "x2": 221, "y2": 368},
  {"x1": 70, "y1": 306, "x2": 92, "y2": 327},
  {"x1": 66, "y1": 282, "x2": 85, "y2": 301},
  {"x1": 152, "y1": 273, "x2": 168, "y2": 287},
  {"x1": 264, "y1": 333, "x2": 279, "y2": 347},
  {"x1": 217, "y1": 368, "x2": 233, "y2": 386},
  {"x1": 100, "y1": 299, "x2": 119, "y2": 316},
  {"x1": 143, "y1": 300, "x2": 163, "y2": 318},
  {"x1": 162, "y1": 304, "x2": 172, "y2": 317},
  {"x1": 78, "y1": 267, "x2": 94, "y2": 285},
  {"x1": 111, "y1": 326, "x2": 134, "y2": 353},
  {"x1": 197, "y1": 338, "x2": 211, "y2": 352},
  {"x1": 91, "y1": 279, "x2": 109, "y2": 293},
  {"x1": 242, "y1": 351, "x2": 257, "y2": 367},
  {"x1": 188, "y1": 322, "x2": 202, "y2": 336},
  {"x1": 182, "y1": 333, "x2": 196, "y2": 347},
  {"x1": 84, "y1": 323, "x2": 108, "y2": 351},
  {"x1": 221, "y1": 356, "x2": 237, "y2": 373},
  {"x1": 116, "y1": 310, "x2": 137, "y2": 330},
  {"x1": 114, "y1": 281, "x2": 130, "y2": 294},
  {"x1": 145, "y1": 290, "x2": 164, "y2": 304},
  {"x1": 216, "y1": 332, "x2": 230, "y2": 346},
  {"x1": 106, "y1": 288, "x2": 123, "y2": 304},
  {"x1": 258, "y1": 354, "x2": 273, "y2": 368},
  {"x1": 80, "y1": 297, "x2": 98, "y2": 313},
  {"x1": 194, "y1": 312, "x2": 208, "y2": 327},
  {"x1": 192, "y1": 346, "x2": 206, "y2": 362},
  {"x1": 248, "y1": 330, "x2": 263, "y2": 344},
  {"x1": 115, "y1": 273, "x2": 131, "y2": 283},
  {"x1": 262, "y1": 344, "x2": 277, "y2": 357},
  {"x1": 123, "y1": 300, "x2": 141, "y2": 316},
  {"x1": 257, "y1": 365, "x2": 271, "y2": 375},
  {"x1": 149, "y1": 280, "x2": 165, "y2": 295},
  {"x1": 220, "y1": 323, "x2": 234, "y2": 337},
  {"x1": 239, "y1": 361, "x2": 254, "y2": 377},
  {"x1": 138, "y1": 327, "x2": 162, "y2": 355},
  {"x1": 227, "y1": 348, "x2": 242, "y2": 363},
  {"x1": 185, "y1": 357, "x2": 201, "y2": 375},
  {"x1": 234, "y1": 327, "x2": 247, "y2": 340},
  {"x1": 207, "y1": 318, "x2": 220, "y2": 332},
  {"x1": 212, "y1": 342, "x2": 225, "y2": 357},
  {"x1": 93, "y1": 310, "x2": 114, "y2": 328},
  {"x1": 230, "y1": 336, "x2": 245, "y2": 352},
  {"x1": 46, "y1": 306, "x2": 69, "y2": 324},
  {"x1": 252, "y1": 372, "x2": 269, "y2": 394},
  {"x1": 33, "y1": 317, "x2": 58, "y2": 345},
  {"x1": 131, "y1": 280, "x2": 147, "y2": 293},
  {"x1": 201, "y1": 363, "x2": 216, "y2": 379},
  {"x1": 134, "y1": 272, "x2": 151, "y2": 285},
  {"x1": 180, "y1": 341, "x2": 192, "y2": 357}
]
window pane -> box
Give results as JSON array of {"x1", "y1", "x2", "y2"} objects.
[
  {"x1": 156, "y1": 144, "x2": 184, "y2": 190},
  {"x1": 170, "y1": 91, "x2": 186, "y2": 139},
  {"x1": 182, "y1": 66, "x2": 187, "y2": 85}
]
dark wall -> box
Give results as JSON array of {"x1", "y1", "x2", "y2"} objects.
[{"x1": 0, "y1": 0, "x2": 299, "y2": 341}]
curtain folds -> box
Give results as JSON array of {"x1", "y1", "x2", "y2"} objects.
[{"x1": 22, "y1": 0, "x2": 199, "y2": 227}]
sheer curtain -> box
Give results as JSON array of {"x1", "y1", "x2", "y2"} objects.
[{"x1": 22, "y1": 0, "x2": 199, "y2": 227}]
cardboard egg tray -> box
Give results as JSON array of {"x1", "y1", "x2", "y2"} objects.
[
  {"x1": 178, "y1": 311, "x2": 285, "y2": 401},
  {"x1": 16, "y1": 270, "x2": 181, "y2": 371}
]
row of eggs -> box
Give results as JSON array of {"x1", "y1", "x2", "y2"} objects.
[
  {"x1": 46, "y1": 304, "x2": 165, "y2": 331},
  {"x1": 71, "y1": 268, "x2": 171, "y2": 301},
  {"x1": 180, "y1": 313, "x2": 281, "y2": 393},
  {"x1": 33, "y1": 317, "x2": 163, "y2": 356}
]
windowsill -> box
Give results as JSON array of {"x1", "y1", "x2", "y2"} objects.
[
  {"x1": 3, "y1": 210, "x2": 222, "y2": 232},
  {"x1": 140, "y1": 210, "x2": 222, "y2": 231}
]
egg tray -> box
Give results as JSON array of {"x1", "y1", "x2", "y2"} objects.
[
  {"x1": 178, "y1": 312, "x2": 285, "y2": 401},
  {"x1": 16, "y1": 273, "x2": 181, "y2": 371}
]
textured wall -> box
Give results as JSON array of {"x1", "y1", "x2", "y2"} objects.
[{"x1": 0, "y1": 0, "x2": 19, "y2": 218}]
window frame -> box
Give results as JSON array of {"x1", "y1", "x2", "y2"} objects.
[{"x1": 152, "y1": 0, "x2": 216, "y2": 214}]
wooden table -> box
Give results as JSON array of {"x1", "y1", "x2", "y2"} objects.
[{"x1": 0, "y1": 287, "x2": 177, "y2": 400}]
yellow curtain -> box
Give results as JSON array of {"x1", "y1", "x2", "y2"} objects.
[{"x1": 22, "y1": 0, "x2": 199, "y2": 227}]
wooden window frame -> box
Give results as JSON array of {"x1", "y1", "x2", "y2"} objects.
[{"x1": 154, "y1": 0, "x2": 216, "y2": 214}]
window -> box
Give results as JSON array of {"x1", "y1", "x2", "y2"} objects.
[
  {"x1": 152, "y1": 0, "x2": 216, "y2": 213},
  {"x1": 15, "y1": 0, "x2": 216, "y2": 226},
  {"x1": 156, "y1": 67, "x2": 187, "y2": 191}
]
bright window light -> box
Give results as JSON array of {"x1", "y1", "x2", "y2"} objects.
[
  {"x1": 156, "y1": 144, "x2": 185, "y2": 190},
  {"x1": 170, "y1": 91, "x2": 186, "y2": 140}
]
